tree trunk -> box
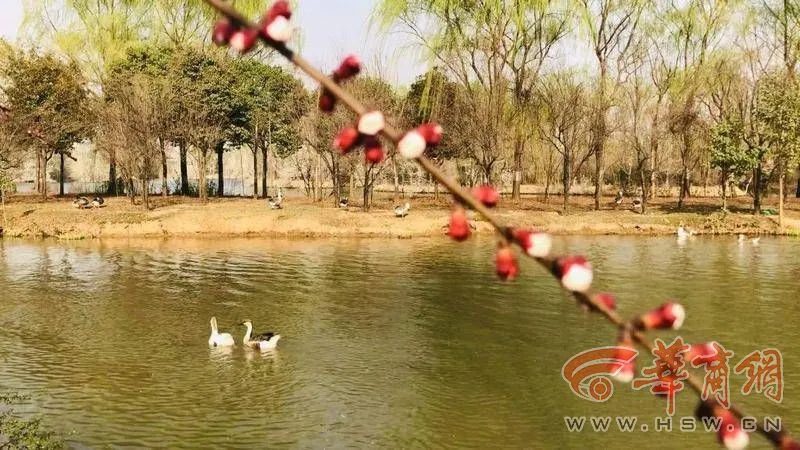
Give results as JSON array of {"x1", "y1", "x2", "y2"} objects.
[
  {"x1": 252, "y1": 149, "x2": 259, "y2": 199},
  {"x1": 434, "y1": 181, "x2": 440, "y2": 200},
  {"x1": 779, "y1": 170, "x2": 785, "y2": 229},
  {"x1": 161, "y1": 141, "x2": 168, "y2": 198},
  {"x1": 563, "y1": 150, "x2": 571, "y2": 214},
  {"x1": 512, "y1": 137, "x2": 523, "y2": 201},
  {"x1": 179, "y1": 141, "x2": 189, "y2": 196},
  {"x1": 639, "y1": 165, "x2": 648, "y2": 214},
  {"x1": 721, "y1": 172, "x2": 728, "y2": 211},
  {"x1": 40, "y1": 151, "x2": 47, "y2": 201},
  {"x1": 141, "y1": 179, "x2": 150, "y2": 210},
  {"x1": 35, "y1": 150, "x2": 41, "y2": 194},
  {"x1": 199, "y1": 150, "x2": 208, "y2": 203},
  {"x1": 127, "y1": 178, "x2": 135, "y2": 204},
  {"x1": 392, "y1": 156, "x2": 400, "y2": 203},
  {"x1": 678, "y1": 166, "x2": 689, "y2": 210},
  {"x1": 216, "y1": 144, "x2": 224, "y2": 197},
  {"x1": 59, "y1": 152, "x2": 65, "y2": 197},
  {"x1": 108, "y1": 152, "x2": 117, "y2": 196},
  {"x1": 261, "y1": 146, "x2": 268, "y2": 199},
  {"x1": 593, "y1": 63, "x2": 608, "y2": 211},
  {"x1": 754, "y1": 163, "x2": 763, "y2": 215},
  {"x1": 363, "y1": 165, "x2": 371, "y2": 211},
  {"x1": 795, "y1": 164, "x2": 800, "y2": 198}
]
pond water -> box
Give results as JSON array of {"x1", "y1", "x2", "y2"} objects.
[{"x1": 0, "y1": 236, "x2": 798, "y2": 449}]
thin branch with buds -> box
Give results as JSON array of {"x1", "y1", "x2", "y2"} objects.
[{"x1": 201, "y1": 1, "x2": 796, "y2": 448}]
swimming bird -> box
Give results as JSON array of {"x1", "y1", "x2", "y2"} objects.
[
  {"x1": 752, "y1": 237, "x2": 761, "y2": 246},
  {"x1": 738, "y1": 234, "x2": 746, "y2": 244},
  {"x1": 394, "y1": 202, "x2": 411, "y2": 218},
  {"x1": 72, "y1": 196, "x2": 90, "y2": 209},
  {"x1": 241, "y1": 320, "x2": 281, "y2": 351},
  {"x1": 676, "y1": 226, "x2": 692, "y2": 239},
  {"x1": 208, "y1": 317, "x2": 235, "y2": 348},
  {"x1": 91, "y1": 196, "x2": 105, "y2": 208}
]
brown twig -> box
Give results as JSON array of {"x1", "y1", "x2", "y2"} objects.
[{"x1": 201, "y1": 1, "x2": 792, "y2": 447}]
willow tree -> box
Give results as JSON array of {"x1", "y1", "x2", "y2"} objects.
[
  {"x1": 662, "y1": 0, "x2": 736, "y2": 209},
  {"x1": 579, "y1": 0, "x2": 645, "y2": 210},
  {"x1": 377, "y1": 0, "x2": 570, "y2": 192},
  {"x1": 536, "y1": 72, "x2": 591, "y2": 214}
]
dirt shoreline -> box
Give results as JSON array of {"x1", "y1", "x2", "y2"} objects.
[{"x1": 1, "y1": 195, "x2": 798, "y2": 240}]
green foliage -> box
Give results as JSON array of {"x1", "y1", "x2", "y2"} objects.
[
  {"x1": 710, "y1": 117, "x2": 756, "y2": 177},
  {"x1": 228, "y1": 59, "x2": 309, "y2": 158},
  {"x1": 755, "y1": 74, "x2": 800, "y2": 168},
  {"x1": 1, "y1": 49, "x2": 94, "y2": 171},
  {"x1": 0, "y1": 393, "x2": 63, "y2": 450},
  {"x1": 403, "y1": 68, "x2": 465, "y2": 160}
]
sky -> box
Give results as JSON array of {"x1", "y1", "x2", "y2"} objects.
[{"x1": 0, "y1": 0, "x2": 426, "y2": 86}]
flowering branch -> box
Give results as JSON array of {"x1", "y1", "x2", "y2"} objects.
[{"x1": 201, "y1": 1, "x2": 796, "y2": 448}]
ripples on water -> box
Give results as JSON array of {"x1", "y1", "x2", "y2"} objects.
[{"x1": 0, "y1": 237, "x2": 799, "y2": 449}]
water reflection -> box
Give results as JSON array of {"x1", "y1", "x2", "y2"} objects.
[{"x1": 0, "y1": 237, "x2": 798, "y2": 448}]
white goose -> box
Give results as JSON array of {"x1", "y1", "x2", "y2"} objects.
[
  {"x1": 208, "y1": 317, "x2": 235, "y2": 348},
  {"x1": 676, "y1": 226, "x2": 692, "y2": 239},
  {"x1": 394, "y1": 202, "x2": 411, "y2": 218},
  {"x1": 241, "y1": 319, "x2": 281, "y2": 351}
]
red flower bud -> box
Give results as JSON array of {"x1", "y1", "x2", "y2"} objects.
[
  {"x1": 472, "y1": 184, "x2": 500, "y2": 208},
  {"x1": 717, "y1": 409, "x2": 749, "y2": 450},
  {"x1": 398, "y1": 130, "x2": 426, "y2": 159},
  {"x1": 781, "y1": 437, "x2": 800, "y2": 450},
  {"x1": 686, "y1": 342, "x2": 717, "y2": 362},
  {"x1": 513, "y1": 229, "x2": 552, "y2": 258},
  {"x1": 333, "y1": 54, "x2": 361, "y2": 82},
  {"x1": 593, "y1": 293, "x2": 617, "y2": 311},
  {"x1": 265, "y1": 0, "x2": 292, "y2": 21},
  {"x1": 333, "y1": 127, "x2": 360, "y2": 154},
  {"x1": 418, "y1": 122, "x2": 443, "y2": 146},
  {"x1": 230, "y1": 28, "x2": 259, "y2": 54},
  {"x1": 636, "y1": 302, "x2": 686, "y2": 330},
  {"x1": 448, "y1": 206, "x2": 471, "y2": 242},
  {"x1": 495, "y1": 244, "x2": 519, "y2": 281},
  {"x1": 364, "y1": 139, "x2": 385, "y2": 164},
  {"x1": 611, "y1": 332, "x2": 636, "y2": 383},
  {"x1": 358, "y1": 111, "x2": 385, "y2": 136},
  {"x1": 556, "y1": 256, "x2": 593, "y2": 293},
  {"x1": 212, "y1": 19, "x2": 235, "y2": 46},
  {"x1": 319, "y1": 89, "x2": 336, "y2": 112}
]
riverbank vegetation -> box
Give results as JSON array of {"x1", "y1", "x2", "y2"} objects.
[
  {"x1": 1, "y1": 1, "x2": 800, "y2": 228},
  {"x1": 0, "y1": 393, "x2": 62, "y2": 449}
]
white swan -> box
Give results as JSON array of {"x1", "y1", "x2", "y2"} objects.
[
  {"x1": 752, "y1": 237, "x2": 761, "y2": 246},
  {"x1": 208, "y1": 317, "x2": 235, "y2": 348},
  {"x1": 241, "y1": 320, "x2": 281, "y2": 351}
]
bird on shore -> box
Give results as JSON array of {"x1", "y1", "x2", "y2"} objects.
[
  {"x1": 394, "y1": 202, "x2": 411, "y2": 218},
  {"x1": 91, "y1": 196, "x2": 105, "y2": 208},
  {"x1": 208, "y1": 317, "x2": 235, "y2": 348},
  {"x1": 268, "y1": 188, "x2": 284, "y2": 210},
  {"x1": 72, "y1": 196, "x2": 90, "y2": 209},
  {"x1": 241, "y1": 319, "x2": 281, "y2": 351},
  {"x1": 613, "y1": 190, "x2": 624, "y2": 208},
  {"x1": 339, "y1": 197, "x2": 349, "y2": 209}
]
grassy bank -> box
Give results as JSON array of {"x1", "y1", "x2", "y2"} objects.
[{"x1": 1, "y1": 193, "x2": 798, "y2": 240}]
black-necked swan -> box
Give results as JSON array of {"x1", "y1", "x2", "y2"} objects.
[
  {"x1": 241, "y1": 320, "x2": 281, "y2": 351},
  {"x1": 208, "y1": 317, "x2": 235, "y2": 347}
]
